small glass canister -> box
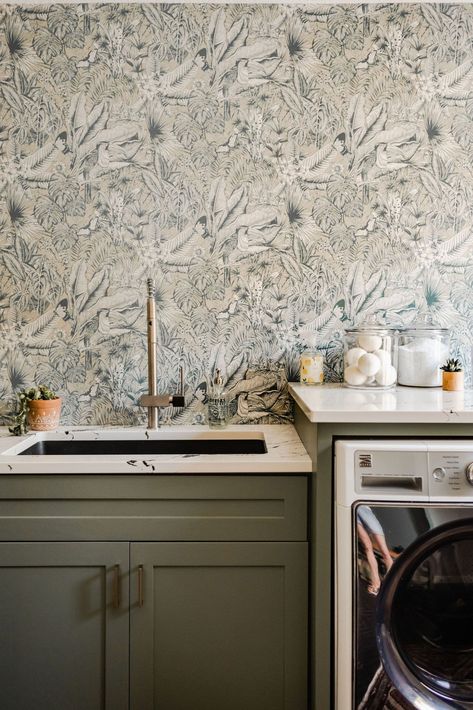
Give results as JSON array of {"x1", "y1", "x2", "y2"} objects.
[
  {"x1": 397, "y1": 324, "x2": 450, "y2": 387},
  {"x1": 299, "y1": 331, "x2": 324, "y2": 385},
  {"x1": 344, "y1": 326, "x2": 397, "y2": 389}
]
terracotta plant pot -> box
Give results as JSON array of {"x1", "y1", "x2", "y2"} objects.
[
  {"x1": 27, "y1": 398, "x2": 62, "y2": 431},
  {"x1": 442, "y1": 371, "x2": 464, "y2": 392}
]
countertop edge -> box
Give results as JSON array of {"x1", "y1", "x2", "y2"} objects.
[{"x1": 288, "y1": 383, "x2": 473, "y2": 424}]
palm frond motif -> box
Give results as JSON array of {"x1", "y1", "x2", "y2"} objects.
[
  {"x1": 7, "y1": 357, "x2": 29, "y2": 393},
  {"x1": 2, "y1": 2, "x2": 473, "y2": 421},
  {"x1": 6, "y1": 191, "x2": 28, "y2": 229},
  {"x1": 5, "y1": 20, "x2": 28, "y2": 61}
]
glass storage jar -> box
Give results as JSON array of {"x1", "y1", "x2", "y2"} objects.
[
  {"x1": 299, "y1": 331, "x2": 324, "y2": 385},
  {"x1": 344, "y1": 326, "x2": 397, "y2": 389},
  {"x1": 397, "y1": 325, "x2": 450, "y2": 387}
]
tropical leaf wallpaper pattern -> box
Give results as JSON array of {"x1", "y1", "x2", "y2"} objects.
[{"x1": 1, "y1": 2, "x2": 473, "y2": 425}]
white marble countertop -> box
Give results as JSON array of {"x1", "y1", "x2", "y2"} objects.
[
  {"x1": 0, "y1": 425, "x2": 311, "y2": 474},
  {"x1": 289, "y1": 382, "x2": 473, "y2": 424}
]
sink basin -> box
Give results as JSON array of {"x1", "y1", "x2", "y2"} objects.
[
  {"x1": 17, "y1": 438, "x2": 267, "y2": 456},
  {"x1": 0, "y1": 427, "x2": 308, "y2": 475}
]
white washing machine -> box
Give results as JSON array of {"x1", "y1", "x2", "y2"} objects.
[{"x1": 335, "y1": 440, "x2": 473, "y2": 710}]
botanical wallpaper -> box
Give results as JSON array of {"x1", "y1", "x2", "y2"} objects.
[{"x1": 1, "y1": 3, "x2": 473, "y2": 426}]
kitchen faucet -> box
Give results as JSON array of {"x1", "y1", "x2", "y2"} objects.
[{"x1": 139, "y1": 278, "x2": 185, "y2": 428}]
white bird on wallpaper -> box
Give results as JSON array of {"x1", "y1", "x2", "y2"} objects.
[
  {"x1": 154, "y1": 217, "x2": 211, "y2": 272},
  {"x1": 355, "y1": 218, "x2": 377, "y2": 238},
  {"x1": 207, "y1": 179, "x2": 283, "y2": 254},
  {"x1": 370, "y1": 130, "x2": 422, "y2": 176},
  {"x1": 14, "y1": 300, "x2": 69, "y2": 351},
  {"x1": 76, "y1": 46, "x2": 99, "y2": 70},
  {"x1": 353, "y1": 120, "x2": 424, "y2": 178},
  {"x1": 77, "y1": 383, "x2": 99, "y2": 403},
  {"x1": 215, "y1": 296, "x2": 239, "y2": 320},
  {"x1": 89, "y1": 139, "x2": 143, "y2": 179},
  {"x1": 94, "y1": 290, "x2": 142, "y2": 341},
  {"x1": 77, "y1": 216, "x2": 99, "y2": 237},
  {"x1": 134, "y1": 49, "x2": 209, "y2": 109},
  {"x1": 69, "y1": 99, "x2": 146, "y2": 178},
  {"x1": 219, "y1": 42, "x2": 284, "y2": 97},
  {"x1": 215, "y1": 131, "x2": 239, "y2": 154},
  {"x1": 208, "y1": 9, "x2": 283, "y2": 93},
  {"x1": 355, "y1": 42, "x2": 381, "y2": 70},
  {"x1": 231, "y1": 207, "x2": 283, "y2": 254},
  {"x1": 8, "y1": 133, "x2": 69, "y2": 187}
]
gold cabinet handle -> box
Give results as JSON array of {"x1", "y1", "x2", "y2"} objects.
[
  {"x1": 138, "y1": 565, "x2": 144, "y2": 607},
  {"x1": 113, "y1": 564, "x2": 121, "y2": 609}
]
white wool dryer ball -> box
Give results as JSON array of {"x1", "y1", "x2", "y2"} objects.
[
  {"x1": 358, "y1": 353, "x2": 381, "y2": 377},
  {"x1": 345, "y1": 366, "x2": 368, "y2": 386},
  {"x1": 357, "y1": 335, "x2": 383, "y2": 352},
  {"x1": 345, "y1": 347, "x2": 366, "y2": 366},
  {"x1": 375, "y1": 365, "x2": 397, "y2": 387},
  {"x1": 373, "y1": 349, "x2": 391, "y2": 368}
]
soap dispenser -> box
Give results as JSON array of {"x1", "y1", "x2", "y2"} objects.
[{"x1": 207, "y1": 369, "x2": 228, "y2": 428}]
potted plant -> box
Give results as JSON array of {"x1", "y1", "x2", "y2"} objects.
[
  {"x1": 440, "y1": 358, "x2": 464, "y2": 392},
  {"x1": 9, "y1": 385, "x2": 62, "y2": 436}
]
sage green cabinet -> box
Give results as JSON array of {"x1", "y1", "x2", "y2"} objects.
[
  {"x1": 0, "y1": 542, "x2": 129, "y2": 710},
  {"x1": 130, "y1": 542, "x2": 308, "y2": 710},
  {"x1": 0, "y1": 475, "x2": 308, "y2": 710}
]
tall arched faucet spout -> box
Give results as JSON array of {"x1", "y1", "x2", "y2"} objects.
[{"x1": 139, "y1": 279, "x2": 185, "y2": 428}]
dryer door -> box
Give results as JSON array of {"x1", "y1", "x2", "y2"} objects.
[{"x1": 377, "y1": 518, "x2": 473, "y2": 709}]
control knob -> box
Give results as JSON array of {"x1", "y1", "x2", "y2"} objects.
[
  {"x1": 432, "y1": 467, "x2": 446, "y2": 481},
  {"x1": 465, "y1": 463, "x2": 473, "y2": 486}
]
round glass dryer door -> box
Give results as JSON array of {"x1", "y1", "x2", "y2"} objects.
[{"x1": 377, "y1": 518, "x2": 473, "y2": 709}]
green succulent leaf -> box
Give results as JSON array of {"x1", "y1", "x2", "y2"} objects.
[{"x1": 440, "y1": 358, "x2": 463, "y2": 372}]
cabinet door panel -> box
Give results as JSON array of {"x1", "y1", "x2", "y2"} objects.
[
  {"x1": 0, "y1": 542, "x2": 129, "y2": 710},
  {"x1": 130, "y1": 542, "x2": 307, "y2": 710}
]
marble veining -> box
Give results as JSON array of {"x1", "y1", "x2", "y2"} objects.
[{"x1": 0, "y1": 424, "x2": 312, "y2": 474}]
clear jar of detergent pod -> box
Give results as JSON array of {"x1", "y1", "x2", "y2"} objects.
[
  {"x1": 397, "y1": 324, "x2": 450, "y2": 387},
  {"x1": 344, "y1": 326, "x2": 397, "y2": 389}
]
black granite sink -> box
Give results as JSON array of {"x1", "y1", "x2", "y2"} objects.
[{"x1": 18, "y1": 438, "x2": 267, "y2": 456}]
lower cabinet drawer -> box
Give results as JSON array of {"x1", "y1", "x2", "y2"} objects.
[{"x1": 0, "y1": 475, "x2": 308, "y2": 541}]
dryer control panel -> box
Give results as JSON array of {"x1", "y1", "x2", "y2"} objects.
[
  {"x1": 336, "y1": 440, "x2": 473, "y2": 505},
  {"x1": 429, "y1": 451, "x2": 473, "y2": 496}
]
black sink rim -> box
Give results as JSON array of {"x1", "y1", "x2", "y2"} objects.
[{"x1": 17, "y1": 438, "x2": 268, "y2": 456}]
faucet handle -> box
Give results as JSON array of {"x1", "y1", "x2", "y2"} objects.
[
  {"x1": 178, "y1": 365, "x2": 184, "y2": 395},
  {"x1": 171, "y1": 394, "x2": 185, "y2": 408},
  {"x1": 170, "y1": 365, "x2": 185, "y2": 408}
]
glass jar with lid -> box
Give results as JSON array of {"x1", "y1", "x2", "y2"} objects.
[
  {"x1": 397, "y1": 324, "x2": 450, "y2": 387},
  {"x1": 344, "y1": 325, "x2": 397, "y2": 389},
  {"x1": 299, "y1": 330, "x2": 324, "y2": 385}
]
